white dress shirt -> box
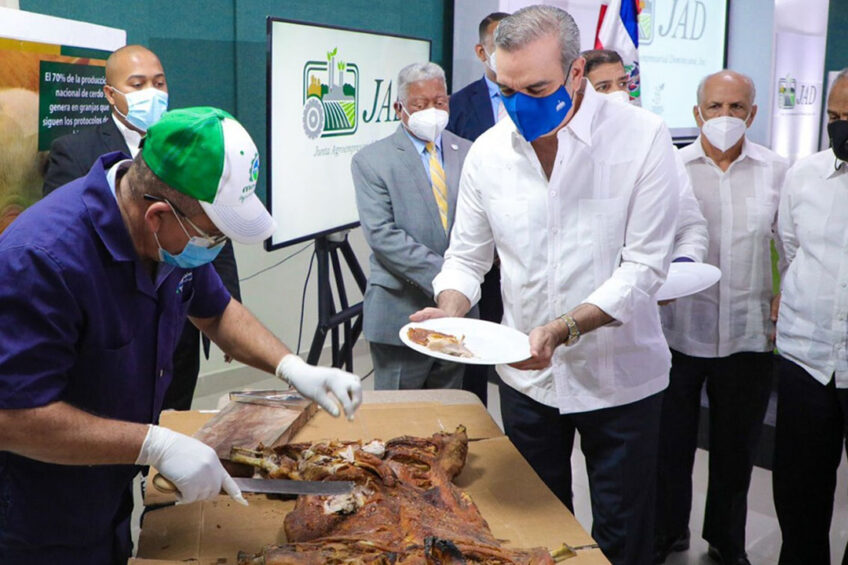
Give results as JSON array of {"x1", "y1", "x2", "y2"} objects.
[
  {"x1": 672, "y1": 148, "x2": 709, "y2": 261},
  {"x1": 112, "y1": 113, "x2": 142, "y2": 158},
  {"x1": 661, "y1": 137, "x2": 788, "y2": 358},
  {"x1": 433, "y1": 83, "x2": 678, "y2": 413},
  {"x1": 776, "y1": 149, "x2": 848, "y2": 387}
]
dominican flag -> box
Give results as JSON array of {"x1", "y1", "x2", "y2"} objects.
[{"x1": 594, "y1": 0, "x2": 642, "y2": 104}]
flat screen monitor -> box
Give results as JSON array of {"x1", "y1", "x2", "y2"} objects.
[
  {"x1": 638, "y1": 0, "x2": 729, "y2": 139},
  {"x1": 266, "y1": 18, "x2": 431, "y2": 249}
]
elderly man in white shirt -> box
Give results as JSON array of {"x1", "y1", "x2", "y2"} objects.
[
  {"x1": 772, "y1": 70, "x2": 848, "y2": 565},
  {"x1": 655, "y1": 71, "x2": 788, "y2": 565},
  {"x1": 411, "y1": 6, "x2": 678, "y2": 565}
]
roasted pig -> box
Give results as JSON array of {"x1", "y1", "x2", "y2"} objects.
[{"x1": 235, "y1": 427, "x2": 554, "y2": 565}]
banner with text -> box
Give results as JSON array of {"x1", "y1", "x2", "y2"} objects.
[{"x1": 0, "y1": 37, "x2": 113, "y2": 232}]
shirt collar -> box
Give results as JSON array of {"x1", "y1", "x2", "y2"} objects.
[
  {"x1": 106, "y1": 158, "x2": 134, "y2": 196},
  {"x1": 112, "y1": 113, "x2": 143, "y2": 158},
  {"x1": 483, "y1": 74, "x2": 500, "y2": 99},
  {"x1": 686, "y1": 135, "x2": 761, "y2": 166},
  {"x1": 402, "y1": 126, "x2": 442, "y2": 155},
  {"x1": 825, "y1": 153, "x2": 848, "y2": 179},
  {"x1": 559, "y1": 79, "x2": 598, "y2": 148},
  {"x1": 82, "y1": 153, "x2": 140, "y2": 263}
]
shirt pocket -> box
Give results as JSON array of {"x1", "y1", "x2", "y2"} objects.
[
  {"x1": 746, "y1": 197, "x2": 775, "y2": 234},
  {"x1": 578, "y1": 197, "x2": 628, "y2": 283},
  {"x1": 487, "y1": 197, "x2": 530, "y2": 257}
]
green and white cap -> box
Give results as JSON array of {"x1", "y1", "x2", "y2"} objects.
[{"x1": 142, "y1": 106, "x2": 276, "y2": 244}]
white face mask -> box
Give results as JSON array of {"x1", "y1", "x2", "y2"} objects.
[
  {"x1": 604, "y1": 90, "x2": 631, "y2": 105},
  {"x1": 699, "y1": 108, "x2": 749, "y2": 152},
  {"x1": 403, "y1": 106, "x2": 449, "y2": 142},
  {"x1": 483, "y1": 48, "x2": 497, "y2": 74}
]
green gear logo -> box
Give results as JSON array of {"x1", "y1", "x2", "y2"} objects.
[{"x1": 302, "y1": 47, "x2": 359, "y2": 139}]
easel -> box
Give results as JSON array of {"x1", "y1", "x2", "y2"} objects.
[{"x1": 305, "y1": 231, "x2": 367, "y2": 371}]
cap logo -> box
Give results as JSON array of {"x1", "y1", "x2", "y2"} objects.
[
  {"x1": 238, "y1": 151, "x2": 259, "y2": 203},
  {"x1": 250, "y1": 152, "x2": 260, "y2": 183}
]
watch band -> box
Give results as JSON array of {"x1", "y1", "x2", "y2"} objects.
[{"x1": 559, "y1": 314, "x2": 580, "y2": 346}]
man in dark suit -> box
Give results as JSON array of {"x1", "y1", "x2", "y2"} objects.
[
  {"x1": 353, "y1": 62, "x2": 474, "y2": 390},
  {"x1": 447, "y1": 11, "x2": 510, "y2": 141},
  {"x1": 446, "y1": 11, "x2": 510, "y2": 404},
  {"x1": 42, "y1": 45, "x2": 240, "y2": 410}
]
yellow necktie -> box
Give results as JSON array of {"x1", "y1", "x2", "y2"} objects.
[{"x1": 426, "y1": 142, "x2": 448, "y2": 233}]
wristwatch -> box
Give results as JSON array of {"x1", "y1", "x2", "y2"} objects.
[{"x1": 559, "y1": 314, "x2": 581, "y2": 346}]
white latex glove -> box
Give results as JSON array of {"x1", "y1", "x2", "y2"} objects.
[
  {"x1": 276, "y1": 354, "x2": 363, "y2": 419},
  {"x1": 136, "y1": 425, "x2": 247, "y2": 506}
]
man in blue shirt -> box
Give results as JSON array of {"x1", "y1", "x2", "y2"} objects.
[{"x1": 0, "y1": 107, "x2": 362, "y2": 564}]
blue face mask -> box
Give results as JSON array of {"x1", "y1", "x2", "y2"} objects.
[
  {"x1": 157, "y1": 236, "x2": 224, "y2": 269},
  {"x1": 110, "y1": 86, "x2": 169, "y2": 132},
  {"x1": 153, "y1": 206, "x2": 226, "y2": 269},
  {"x1": 501, "y1": 84, "x2": 573, "y2": 142}
]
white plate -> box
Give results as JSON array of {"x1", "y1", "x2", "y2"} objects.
[
  {"x1": 656, "y1": 262, "x2": 722, "y2": 301},
  {"x1": 399, "y1": 318, "x2": 531, "y2": 365}
]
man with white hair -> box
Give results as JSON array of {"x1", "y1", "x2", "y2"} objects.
[
  {"x1": 772, "y1": 69, "x2": 848, "y2": 565},
  {"x1": 352, "y1": 62, "x2": 473, "y2": 390},
  {"x1": 412, "y1": 6, "x2": 678, "y2": 564},
  {"x1": 656, "y1": 70, "x2": 787, "y2": 565}
]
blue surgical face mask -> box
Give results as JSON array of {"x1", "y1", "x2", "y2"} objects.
[
  {"x1": 110, "y1": 86, "x2": 169, "y2": 132},
  {"x1": 154, "y1": 209, "x2": 225, "y2": 269},
  {"x1": 156, "y1": 236, "x2": 224, "y2": 268},
  {"x1": 501, "y1": 84, "x2": 573, "y2": 142}
]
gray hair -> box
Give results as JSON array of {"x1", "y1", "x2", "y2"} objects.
[
  {"x1": 834, "y1": 67, "x2": 848, "y2": 85},
  {"x1": 696, "y1": 70, "x2": 757, "y2": 106},
  {"x1": 494, "y1": 5, "x2": 581, "y2": 77},
  {"x1": 396, "y1": 62, "x2": 446, "y2": 103}
]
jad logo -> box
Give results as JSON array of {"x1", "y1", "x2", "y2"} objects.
[
  {"x1": 638, "y1": 0, "x2": 654, "y2": 46},
  {"x1": 302, "y1": 47, "x2": 359, "y2": 139},
  {"x1": 778, "y1": 76, "x2": 797, "y2": 110}
]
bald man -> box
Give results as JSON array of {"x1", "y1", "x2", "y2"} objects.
[
  {"x1": 42, "y1": 45, "x2": 241, "y2": 412},
  {"x1": 43, "y1": 45, "x2": 167, "y2": 193},
  {"x1": 655, "y1": 70, "x2": 788, "y2": 565}
]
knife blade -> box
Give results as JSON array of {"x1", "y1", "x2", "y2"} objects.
[
  {"x1": 152, "y1": 473, "x2": 355, "y2": 498},
  {"x1": 233, "y1": 477, "x2": 355, "y2": 496}
]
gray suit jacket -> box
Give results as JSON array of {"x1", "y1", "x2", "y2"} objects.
[{"x1": 352, "y1": 126, "x2": 474, "y2": 345}]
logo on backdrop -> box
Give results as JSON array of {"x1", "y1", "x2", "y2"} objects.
[
  {"x1": 639, "y1": 0, "x2": 655, "y2": 46},
  {"x1": 777, "y1": 74, "x2": 817, "y2": 111},
  {"x1": 302, "y1": 47, "x2": 359, "y2": 139}
]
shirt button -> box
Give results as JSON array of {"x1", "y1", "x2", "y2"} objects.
[
  {"x1": 159, "y1": 369, "x2": 164, "y2": 378},
  {"x1": 550, "y1": 191, "x2": 556, "y2": 197}
]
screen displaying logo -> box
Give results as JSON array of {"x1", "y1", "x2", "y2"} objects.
[{"x1": 302, "y1": 47, "x2": 359, "y2": 139}]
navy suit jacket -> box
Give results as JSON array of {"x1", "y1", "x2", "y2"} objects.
[{"x1": 447, "y1": 77, "x2": 495, "y2": 142}]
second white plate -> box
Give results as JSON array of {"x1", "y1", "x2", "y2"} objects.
[{"x1": 656, "y1": 262, "x2": 722, "y2": 301}]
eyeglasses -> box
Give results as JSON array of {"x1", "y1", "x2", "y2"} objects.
[{"x1": 143, "y1": 194, "x2": 228, "y2": 247}]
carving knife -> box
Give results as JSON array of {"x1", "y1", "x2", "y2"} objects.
[{"x1": 152, "y1": 473, "x2": 355, "y2": 497}]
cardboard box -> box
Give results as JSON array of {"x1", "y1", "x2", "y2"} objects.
[{"x1": 136, "y1": 397, "x2": 607, "y2": 564}]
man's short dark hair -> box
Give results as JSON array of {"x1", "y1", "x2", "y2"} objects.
[
  {"x1": 479, "y1": 12, "x2": 511, "y2": 43},
  {"x1": 581, "y1": 49, "x2": 624, "y2": 75}
]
